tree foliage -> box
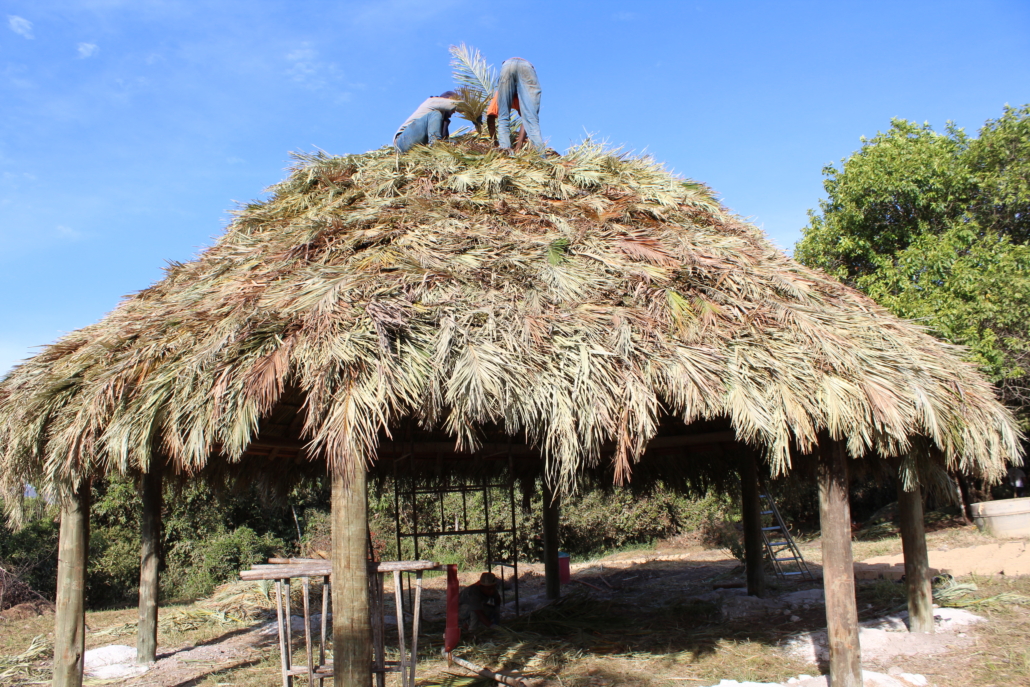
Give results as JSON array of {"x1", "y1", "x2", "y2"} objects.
[{"x1": 796, "y1": 105, "x2": 1030, "y2": 426}]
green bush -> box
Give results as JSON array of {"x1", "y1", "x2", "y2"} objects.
[
  {"x1": 0, "y1": 498, "x2": 60, "y2": 605},
  {"x1": 164, "y1": 526, "x2": 285, "y2": 600}
]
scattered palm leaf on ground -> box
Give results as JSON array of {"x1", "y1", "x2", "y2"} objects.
[
  {"x1": 425, "y1": 673, "x2": 496, "y2": 687},
  {"x1": 0, "y1": 634, "x2": 51, "y2": 686},
  {"x1": 93, "y1": 581, "x2": 276, "y2": 637},
  {"x1": 502, "y1": 592, "x2": 621, "y2": 637},
  {"x1": 933, "y1": 574, "x2": 1030, "y2": 609}
]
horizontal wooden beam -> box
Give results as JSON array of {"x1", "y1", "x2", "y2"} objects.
[
  {"x1": 243, "y1": 430, "x2": 738, "y2": 462},
  {"x1": 240, "y1": 559, "x2": 441, "y2": 581},
  {"x1": 377, "y1": 430, "x2": 737, "y2": 458}
]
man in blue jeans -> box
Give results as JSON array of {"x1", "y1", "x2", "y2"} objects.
[
  {"x1": 487, "y1": 57, "x2": 544, "y2": 152},
  {"x1": 394, "y1": 91, "x2": 461, "y2": 153}
]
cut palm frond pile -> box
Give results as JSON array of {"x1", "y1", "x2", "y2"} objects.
[
  {"x1": 0, "y1": 634, "x2": 51, "y2": 686},
  {"x1": 933, "y1": 574, "x2": 1030, "y2": 609},
  {"x1": 93, "y1": 581, "x2": 275, "y2": 637},
  {"x1": 0, "y1": 136, "x2": 1021, "y2": 499}
]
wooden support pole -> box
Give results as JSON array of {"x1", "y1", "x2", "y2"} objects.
[
  {"x1": 953, "y1": 471, "x2": 974, "y2": 523},
  {"x1": 331, "y1": 464, "x2": 372, "y2": 687},
  {"x1": 542, "y1": 479, "x2": 561, "y2": 600},
  {"x1": 137, "y1": 467, "x2": 163, "y2": 663},
  {"x1": 897, "y1": 478, "x2": 934, "y2": 633},
  {"x1": 53, "y1": 479, "x2": 91, "y2": 687},
  {"x1": 817, "y1": 439, "x2": 862, "y2": 687},
  {"x1": 739, "y1": 447, "x2": 766, "y2": 598}
]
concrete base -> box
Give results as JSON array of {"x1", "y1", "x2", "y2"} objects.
[{"x1": 971, "y1": 497, "x2": 1030, "y2": 538}]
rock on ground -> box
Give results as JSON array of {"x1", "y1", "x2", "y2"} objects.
[{"x1": 784, "y1": 608, "x2": 983, "y2": 665}]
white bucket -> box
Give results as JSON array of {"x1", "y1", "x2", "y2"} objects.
[{"x1": 970, "y1": 497, "x2": 1030, "y2": 538}]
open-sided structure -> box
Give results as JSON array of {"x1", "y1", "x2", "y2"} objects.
[{"x1": 0, "y1": 139, "x2": 1021, "y2": 687}]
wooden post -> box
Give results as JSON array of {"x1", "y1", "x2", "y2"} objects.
[
  {"x1": 897, "y1": 478, "x2": 934, "y2": 633},
  {"x1": 817, "y1": 439, "x2": 862, "y2": 687},
  {"x1": 332, "y1": 463, "x2": 372, "y2": 687},
  {"x1": 137, "y1": 467, "x2": 162, "y2": 663},
  {"x1": 739, "y1": 448, "x2": 766, "y2": 598},
  {"x1": 953, "y1": 472, "x2": 974, "y2": 523},
  {"x1": 542, "y1": 479, "x2": 561, "y2": 600},
  {"x1": 53, "y1": 479, "x2": 91, "y2": 687}
]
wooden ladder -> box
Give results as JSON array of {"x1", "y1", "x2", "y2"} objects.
[{"x1": 759, "y1": 493, "x2": 815, "y2": 581}]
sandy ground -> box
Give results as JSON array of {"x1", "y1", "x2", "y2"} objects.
[{"x1": 858, "y1": 540, "x2": 1030, "y2": 577}]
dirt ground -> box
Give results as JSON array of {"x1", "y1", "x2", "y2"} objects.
[{"x1": 3, "y1": 521, "x2": 1030, "y2": 687}]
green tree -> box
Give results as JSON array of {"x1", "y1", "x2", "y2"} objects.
[{"x1": 796, "y1": 106, "x2": 1030, "y2": 426}]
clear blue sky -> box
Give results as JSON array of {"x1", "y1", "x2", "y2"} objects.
[{"x1": 2, "y1": 0, "x2": 1029, "y2": 374}]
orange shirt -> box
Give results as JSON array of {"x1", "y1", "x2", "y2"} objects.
[{"x1": 486, "y1": 92, "x2": 520, "y2": 117}]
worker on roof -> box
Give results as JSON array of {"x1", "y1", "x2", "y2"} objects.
[
  {"x1": 486, "y1": 57, "x2": 544, "y2": 153},
  {"x1": 458, "y1": 571, "x2": 501, "y2": 631},
  {"x1": 394, "y1": 90, "x2": 461, "y2": 153}
]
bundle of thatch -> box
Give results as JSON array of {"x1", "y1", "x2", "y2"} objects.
[{"x1": 0, "y1": 138, "x2": 1020, "y2": 496}]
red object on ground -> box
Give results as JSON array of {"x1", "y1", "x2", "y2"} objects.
[
  {"x1": 445, "y1": 564, "x2": 460, "y2": 653},
  {"x1": 558, "y1": 552, "x2": 571, "y2": 584}
]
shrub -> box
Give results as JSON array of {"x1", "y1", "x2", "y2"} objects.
[{"x1": 164, "y1": 527, "x2": 285, "y2": 600}]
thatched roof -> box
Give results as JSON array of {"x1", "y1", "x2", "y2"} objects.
[{"x1": 0, "y1": 139, "x2": 1020, "y2": 496}]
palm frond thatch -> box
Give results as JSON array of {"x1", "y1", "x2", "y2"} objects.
[{"x1": 0, "y1": 138, "x2": 1021, "y2": 503}]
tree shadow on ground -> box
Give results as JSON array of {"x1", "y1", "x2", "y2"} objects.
[
  {"x1": 173, "y1": 657, "x2": 262, "y2": 687},
  {"x1": 399, "y1": 556, "x2": 841, "y2": 672}
]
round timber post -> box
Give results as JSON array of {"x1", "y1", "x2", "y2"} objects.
[
  {"x1": 817, "y1": 438, "x2": 862, "y2": 687},
  {"x1": 137, "y1": 466, "x2": 163, "y2": 663},
  {"x1": 542, "y1": 478, "x2": 561, "y2": 600},
  {"x1": 738, "y1": 446, "x2": 767, "y2": 598},
  {"x1": 953, "y1": 471, "x2": 974, "y2": 523},
  {"x1": 332, "y1": 462, "x2": 372, "y2": 687},
  {"x1": 53, "y1": 478, "x2": 91, "y2": 687},
  {"x1": 897, "y1": 471, "x2": 933, "y2": 633}
]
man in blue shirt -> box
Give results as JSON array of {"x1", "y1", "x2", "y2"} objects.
[{"x1": 394, "y1": 91, "x2": 461, "y2": 153}]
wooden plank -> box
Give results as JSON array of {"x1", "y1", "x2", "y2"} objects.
[
  {"x1": 818, "y1": 438, "x2": 862, "y2": 687},
  {"x1": 898, "y1": 477, "x2": 934, "y2": 633},
  {"x1": 243, "y1": 567, "x2": 330, "y2": 581},
  {"x1": 375, "y1": 561, "x2": 441, "y2": 572},
  {"x1": 275, "y1": 580, "x2": 292, "y2": 687},
  {"x1": 284, "y1": 579, "x2": 294, "y2": 685},
  {"x1": 641, "y1": 431, "x2": 736, "y2": 450},
  {"x1": 243, "y1": 560, "x2": 440, "y2": 580},
  {"x1": 449, "y1": 655, "x2": 532, "y2": 687},
  {"x1": 393, "y1": 571, "x2": 408, "y2": 687},
  {"x1": 302, "y1": 578, "x2": 314, "y2": 687},
  {"x1": 739, "y1": 447, "x2": 767, "y2": 598},
  {"x1": 319, "y1": 577, "x2": 329, "y2": 687},
  {"x1": 331, "y1": 466, "x2": 372, "y2": 687},
  {"x1": 542, "y1": 480, "x2": 561, "y2": 600},
  {"x1": 410, "y1": 571, "x2": 424, "y2": 687},
  {"x1": 53, "y1": 478, "x2": 91, "y2": 687},
  {"x1": 136, "y1": 468, "x2": 162, "y2": 664},
  {"x1": 372, "y1": 572, "x2": 385, "y2": 687}
]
